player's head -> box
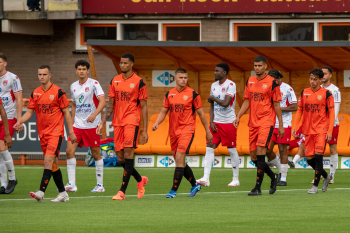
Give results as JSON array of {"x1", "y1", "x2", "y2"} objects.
[
  {"x1": 214, "y1": 63, "x2": 229, "y2": 81},
  {"x1": 120, "y1": 53, "x2": 134, "y2": 73},
  {"x1": 309, "y1": 68, "x2": 324, "y2": 89},
  {"x1": 0, "y1": 53, "x2": 8, "y2": 73},
  {"x1": 75, "y1": 60, "x2": 90, "y2": 78},
  {"x1": 175, "y1": 68, "x2": 188, "y2": 88},
  {"x1": 38, "y1": 65, "x2": 51, "y2": 85},
  {"x1": 321, "y1": 66, "x2": 332, "y2": 84},
  {"x1": 254, "y1": 56, "x2": 267, "y2": 75},
  {"x1": 268, "y1": 70, "x2": 283, "y2": 85}
]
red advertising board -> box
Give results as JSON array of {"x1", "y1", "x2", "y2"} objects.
[{"x1": 83, "y1": 0, "x2": 350, "y2": 14}]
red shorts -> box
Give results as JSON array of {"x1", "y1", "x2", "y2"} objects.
[
  {"x1": 209, "y1": 122, "x2": 237, "y2": 148},
  {"x1": 271, "y1": 127, "x2": 291, "y2": 145},
  {"x1": 249, "y1": 126, "x2": 274, "y2": 152},
  {"x1": 328, "y1": 125, "x2": 339, "y2": 145},
  {"x1": 289, "y1": 136, "x2": 305, "y2": 150},
  {"x1": 170, "y1": 133, "x2": 194, "y2": 158},
  {"x1": 68, "y1": 127, "x2": 100, "y2": 148},
  {"x1": 304, "y1": 134, "x2": 326, "y2": 156},
  {"x1": 113, "y1": 125, "x2": 140, "y2": 152},
  {"x1": 0, "y1": 118, "x2": 17, "y2": 140},
  {"x1": 40, "y1": 135, "x2": 63, "y2": 157}
]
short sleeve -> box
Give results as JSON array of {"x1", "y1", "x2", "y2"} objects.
[
  {"x1": 27, "y1": 91, "x2": 36, "y2": 109},
  {"x1": 163, "y1": 92, "x2": 170, "y2": 109},
  {"x1": 108, "y1": 78, "x2": 115, "y2": 99},
  {"x1": 226, "y1": 82, "x2": 236, "y2": 98},
  {"x1": 192, "y1": 91, "x2": 202, "y2": 110},
  {"x1": 93, "y1": 80, "x2": 105, "y2": 98},
  {"x1": 58, "y1": 89, "x2": 69, "y2": 109},
  {"x1": 298, "y1": 90, "x2": 304, "y2": 107},
  {"x1": 138, "y1": 79, "x2": 148, "y2": 101},
  {"x1": 272, "y1": 80, "x2": 281, "y2": 102},
  {"x1": 334, "y1": 89, "x2": 341, "y2": 103},
  {"x1": 326, "y1": 90, "x2": 334, "y2": 109},
  {"x1": 11, "y1": 75, "x2": 23, "y2": 94},
  {"x1": 288, "y1": 87, "x2": 297, "y2": 104},
  {"x1": 70, "y1": 85, "x2": 75, "y2": 103},
  {"x1": 243, "y1": 86, "x2": 249, "y2": 100}
]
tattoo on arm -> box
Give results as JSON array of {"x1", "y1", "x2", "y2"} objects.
[{"x1": 102, "y1": 99, "x2": 115, "y2": 123}]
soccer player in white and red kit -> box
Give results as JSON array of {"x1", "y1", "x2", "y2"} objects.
[
  {"x1": 0, "y1": 53, "x2": 23, "y2": 194},
  {"x1": 266, "y1": 70, "x2": 297, "y2": 186},
  {"x1": 65, "y1": 60, "x2": 106, "y2": 193},
  {"x1": 197, "y1": 63, "x2": 240, "y2": 187},
  {"x1": 321, "y1": 66, "x2": 341, "y2": 184}
]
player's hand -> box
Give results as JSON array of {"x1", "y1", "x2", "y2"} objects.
[
  {"x1": 13, "y1": 122, "x2": 20, "y2": 131},
  {"x1": 206, "y1": 131, "x2": 213, "y2": 143},
  {"x1": 87, "y1": 114, "x2": 96, "y2": 123},
  {"x1": 69, "y1": 132, "x2": 77, "y2": 143},
  {"x1": 142, "y1": 131, "x2": 148, "y2": 144},
  {"x1": 210, "y1": 122, "x2": 217, "y2": 133},
  {"x1": 152, "y1": 123, "x2": 159, "y2": 131},
  {"x1": 17, "y1": 123, "x2": 24, "y2": 133},
  {"x1": 96, "y1": 123, "x2": 104, "y2": 135},
  {"x1": 278, "y1": 126, "x2": 285, "y2": 139},
  {"x1": 292, "y1": 129, "x2": 298, "y2": 138},
  {"x1": 326, "y1": 133, "x2": 332, "y2": 142},
  {"x1": 233, "y1": 119, "x2": 239, "y2": 128},
  {"x1": 4, "y1": 134, "x2": 13, "y2": 148},
  {"x1": 207, "y1": 95, "x2": 216, "y2": 103}
]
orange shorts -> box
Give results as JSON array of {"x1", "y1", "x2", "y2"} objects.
[
  {"x1": 249, "y1": 126, "x2": 274, "y2": 152},
  {"x1": 113, "y1": 125, "x2": 140, "y2": 152},
  {"x1": 40, "y1": 135, "x2": 63, "y2": 157},
  {"x1": 304, "y1": 134, "x2": 327, "y2": 156},
  {"x1": 170, "y1": 133, "x2": 194, "y2": 158}
]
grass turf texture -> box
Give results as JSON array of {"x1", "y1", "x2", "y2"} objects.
[{"x1": 1, "y1": 166, "x2": 350, "y2": 233}]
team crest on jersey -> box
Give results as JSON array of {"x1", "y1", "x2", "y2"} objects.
[
  {"x1": 85, "y1": 87, "x2": 89, "y2": 92},
  {"x1": 183, "y1": 95, "x2": 188, "y2": 100},
  {"x1": 130, "y1": 83, "x2": 135, "y2": 89},
  {"x1": 230, "y1": 83, "x2": 233, "y2": 86},
  {"x1": 317, "y1": 95, "x2": 322, "y2": 100},
  {"x1": 95, "y1": 81, "x2": 98, "y2": 84},
  {"x1": 222, "y1": 87, "x2": 225, "y2": 92},
  {"x1": 49, "y1": 95, "x2": 54, "y2": 100},
  {"x1": 262, "y1": 84, "x2": 267, "y2": 89},
  {"x1": 3, "y1": 80, "x2": 8, "y2": 86}
]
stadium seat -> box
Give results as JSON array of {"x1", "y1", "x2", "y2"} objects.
[
  {"x1": 134, "y1": 114, "x2": 169, "y2": 154},
  {"x1": 237, "y1": 114, "x2": 250, "y2": 155},
  {"x1": 328, "y1": 114, "x2": 350, "y2": 156}
]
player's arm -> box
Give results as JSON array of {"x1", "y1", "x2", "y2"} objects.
[
  {"x1": 280, "y1": 103, "x2": 298, "y2": 112},
  {"x1": 152, "y1": 107, "x2": 169, "y2": 131},
  {"x1": 0, "y1": 104, "x2": 13, "y2": 148},
  {"x1": 62, "y1": 107, "x2": 77, "y2": 143},
  {"x1": 14, "y1": 92, "x2": 24, "y2": 132},
  {"x1": 140, "y1": 100, "x2": 148, "y2": 144},
  {"x1": 274, "y1": 102, "x2": 285, "y2": 138},
  {"x1": 97, "y1": 98, "x2": 114, "y2": 135},
  {"x1": 209, "y1": 102, "x2": 217, "y2": 132},
  {"x1": 326, "y1": 91, "x2": 335, "y2": 142},
  {"x1": 87, "y1": 96, "x2": 106, "y2": 123},
  {"x1": 14, "y1": 108, "x2": 34, "y2": 131},
  {"x1": 71, "y1": 102, "x2": 76, "y2": 122},
  {"x1": 292, "y1": 103, "x2": 303, "y2": 138},
  {"x1": 208, "y1": 95, "x2": 233, "y2": 108},
  {"x1": 196, "y1": 107, "x2": 213, "y2": 143},
  {"x1": 233, "y1": 99, "x2": 250, "y2": 128}
]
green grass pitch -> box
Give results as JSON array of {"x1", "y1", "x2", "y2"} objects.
[{"x1": 1, "y1": 166, "x2": 350, "y2": 233}]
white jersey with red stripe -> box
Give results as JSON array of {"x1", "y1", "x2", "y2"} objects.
[
  {"x1": 71, "y1": 78, "x2": 104, "y2": 129},
  {"x1": 275, "y1": 82, "x2": 297, "y2": 128},
  {"x1": 210, "y1": 79, "x2": 236, "y2": 123},
  {"x1": 0, "y1": 71, "x2": 22, "y2": 120},
  {"x1": 322, "y1": 83, "x2": 341, "y2": 126}
]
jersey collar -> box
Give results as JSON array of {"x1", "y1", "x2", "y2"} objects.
[
  {"x1": 322, "y1": 83, "x2": 332, "y2": 88},
  {"x1": 79, "y1": 77, "x2": 89, "y2": 86},
  {"x1": 0, "y1": 71, "x2": 8, "y2": 78},
  {"x1": 41, "y1": 83, "x2": 54, "y2": 93},
  {"x1": 256, "y1": 73, "x2": 268, "y2": 82},
  {"x1": 311, "y1": 86, "x2": 322, "y2": 93},
  {"x1": 123, "y1": 72, "x2": 134, "y2": 81},
  {"x1": 176, "y1": 86, "x2": 188, "y2": 93},
  {"x1": 219, "y1": 79, "x2": 228, "y2": 86}
]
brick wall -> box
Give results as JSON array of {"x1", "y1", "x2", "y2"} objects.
[
  {"x1": 201, "y1": 19, "x2": 229, "y2": 41},
  {"x1": 0, "y1": 20, "x2": 117, "y2": 99}
]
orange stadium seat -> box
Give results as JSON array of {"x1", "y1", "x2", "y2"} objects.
[
  {"x1": 134, "y1": 114, "x2": 169, "y2": 154},
  {"x1": 236, "y1": 114, "x2": 250, "y2": 155},
  {"x1": 327, "y1": 114, "x2": 350, "y2": 156}
]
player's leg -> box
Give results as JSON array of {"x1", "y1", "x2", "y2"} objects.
[
  {"x1": 329, "y1": 144, "x2": 337, "y2": 183},
  {"x1": 293, "y1": 140, "x2": 305, "y2": 165},
  {"x1": 51, "y1": 157, "x2": 69, "y2": 202},
  {"x1": 277, "y1": 143, "x2": 289, "y2": 186},
  {"x1": 266, "y1": 140, "x2": 282, "y2": 174},
  {"x1": 0, "y1": 155, "x2": 7, "y2": 193},
  {"x1": 65, "y1": 140, "x2": 79, "y2": 192},
  {"x1": 90, "y1": 146, "x2": 104, "y2": 192},
  {"x1": 166, "y1": 150, "x2": 186, "y2": 198},
  {"x1": 197, "y1": 142, "x2": 216, "y2": 186}
]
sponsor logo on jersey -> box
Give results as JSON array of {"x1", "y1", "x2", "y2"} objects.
[
  {"x1": 183, "y1": 95, "x2": 188, "y2": 100},
  {"x1": 317, "y1": 95, "x2": 322, "y2": 100},
  {"x1": 129, "y1": 83, "x2": 135, "y2": 89},
  {"x1": 49, "y1": 95, "x2": 54, "y2": 100},
  {"x1": 85, "y1": 87, "x2": 89, "y2": 92},
  {"x1": 3, "y1": 80, "x2": 8, "y2": 86},
  {"x1": 79, "y1": 95, "x2": 84, "y2": 103}
]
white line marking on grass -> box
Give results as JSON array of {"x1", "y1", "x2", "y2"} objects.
[{"x1": 1, "y1": 188, "x2": 350, "y2": 202}]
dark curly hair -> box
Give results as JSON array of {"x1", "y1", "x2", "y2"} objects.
[
  {"x1": 268, "y1": 70, "x2": 283, "y2": 79},
  {"x1": 309, "y1": 68, "x2": 324, "y2": 79}
]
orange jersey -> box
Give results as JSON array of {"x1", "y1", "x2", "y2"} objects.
[
  {"x1": 294, "y1": 87, "x2": 334, "y2": 135},
  {"x1": 27, "y1": 83, "x2": 69, "y2": 138},
  {"x1": 108, "y1": 73, "x2": 148, "y2": 127},
  {"x1": 243, "y1": 74, "x2": 281, "y2": 128},
  {"x1": 163, "y1": 86, "x2": 202, "y2": 135}
]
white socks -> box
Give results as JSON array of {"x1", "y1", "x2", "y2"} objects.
[
  {"x1": 67, "y1": 158, "x2": 76, "y2": 186},
  {"x1": 270, "y1": 157, "x2": 282, "y2": 174},
  {"x1": 95, "y1": 159, "x2": 104, "y2": 185},
  {"x1": 330, "y1": 154, "x2": 338, "y2": 178},
  {"x1": 228, "y1": 147, "x2": 239, "y2": 180},
  {"x1": 203, "y1": 147, "x2": 215, "y2": 180},
  {"x1": 0, "y1": 150, "x2": 15, "y2": 180},
  {"x1": 281, "y1": 164, "x2": 288, "y2": 182},
  {"x1": 293, "y1": 154, "x2": 301, "y2": 165},
  {"x1": 0, "y1": 155, "x2": 7, "y2": 188}
]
